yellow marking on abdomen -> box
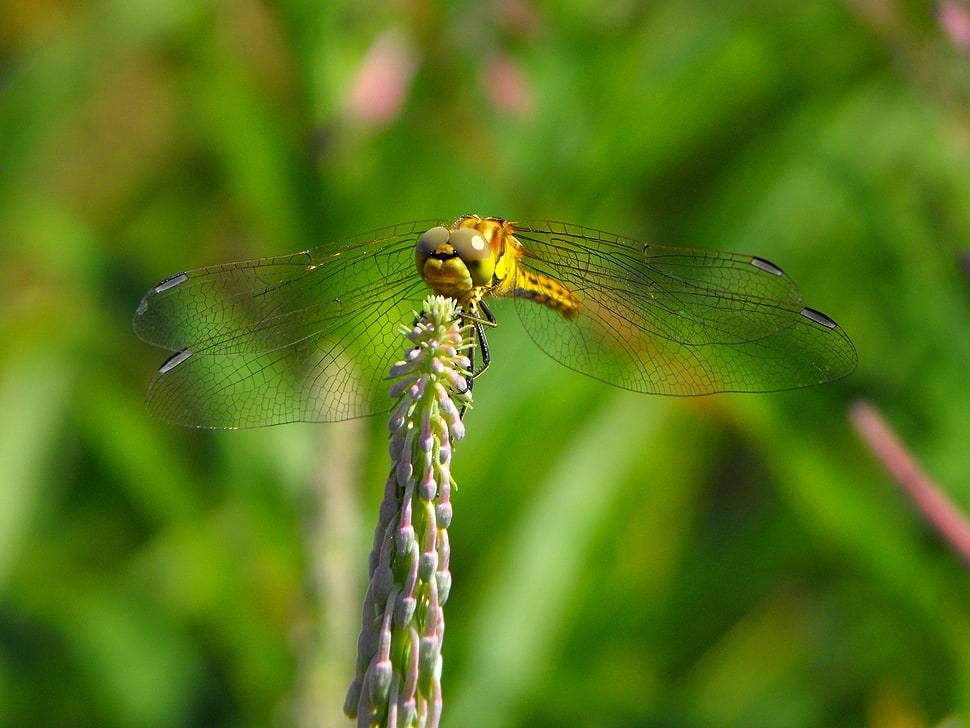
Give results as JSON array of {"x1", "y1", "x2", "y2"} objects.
[{"x1": 510, "y1": 269, "x2": 581, "y2": 319}]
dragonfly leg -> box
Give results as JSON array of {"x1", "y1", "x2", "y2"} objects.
[
  {"x1": 469, "y1": 300, "x2": 495, "y2": 381},
  {"x1": 454, "y1": 301, "x2": 496, "y2": 419}
]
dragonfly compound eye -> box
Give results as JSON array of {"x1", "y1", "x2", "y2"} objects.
[
  {"x1": 449, "y1": 228, "x2": 494, "y2": 287},
  {"x1": 415, "y1": 226, "x2": 451, "y2": 264}
]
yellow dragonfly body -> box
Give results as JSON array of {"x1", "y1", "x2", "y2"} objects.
[
  {"x1": 134, "y1": 214, "x2": 856, "y2": 428},
  {"x1": 416, "y1": 215, "x2": 580, "y2": 319}
]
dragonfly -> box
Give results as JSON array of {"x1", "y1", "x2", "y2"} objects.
[{"x1": 134, "y1": 214, "x2": 857, "y2": 428}]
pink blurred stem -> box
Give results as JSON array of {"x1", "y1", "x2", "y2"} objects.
[{"x1": 850, "y1": 399, "x2": 970, "y2": 565}]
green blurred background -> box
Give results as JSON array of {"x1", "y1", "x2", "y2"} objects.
[{"x1": 3, "y1": 0, "x2": 970, "y2": 726}]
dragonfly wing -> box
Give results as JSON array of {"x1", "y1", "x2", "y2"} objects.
[
  {"x1": 511, "y1": 222, "x2": 857, "y2": 395},
  {"x1": 133, "y1": 222, "x2": 439, "y2": 427}
]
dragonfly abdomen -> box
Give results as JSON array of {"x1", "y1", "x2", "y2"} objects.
[{"x1": 510, "y1": 269, "x2": 581, "y2": 319}]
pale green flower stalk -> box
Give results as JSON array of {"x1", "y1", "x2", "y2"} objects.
[{"x1": 345, "y1": 295, "x2": 473, "y2": 728}]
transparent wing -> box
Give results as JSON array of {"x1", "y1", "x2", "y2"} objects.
[
  {"x1": 133, "y1": 221, "x2": 443, "y2": 428},
  {"x1": 508, "y1": 221, "x2": 857, "y2": 395}
]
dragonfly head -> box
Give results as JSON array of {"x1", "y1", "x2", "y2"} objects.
[{"x1": 416, "y1": 224, "x2": 496, "y2": 299}]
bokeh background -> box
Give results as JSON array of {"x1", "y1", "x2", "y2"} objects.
[{"x1": 3, "y1": 0, "x2": 970, "y2": 726}]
